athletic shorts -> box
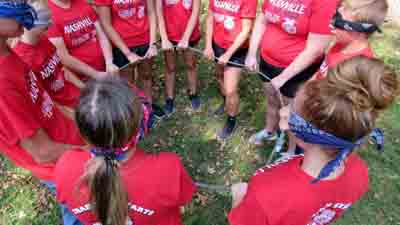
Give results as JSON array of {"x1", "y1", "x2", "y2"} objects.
[
  {"x1": 113, "y1": 44, "x2": 150, "y2": 68},
  {"x1": 170, "y1": 39, "x2": 200, "y2": 48},
  {"x1": 259, "y1": 57, "x2": 322, "y2": 98},
  {"x1": 212, "y1": 42, "x2": 248, "y2": 68}
]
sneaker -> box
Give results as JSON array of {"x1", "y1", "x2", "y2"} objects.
[
  {"x1": 152, "y1": 103, "x2": 166, "y2": 119},
  {"x1": 217, "y1": 118, "x2": 237, "y2": 140},
  {"x1": 189, "y1": 94, "x2": 201, "y2": 110},
  {"x1": 164, "y1": 98, "x2": 175, "y2": 115},
  {"x1": 249, "y1": 129, "x2": 277, "y2": 146},
  {"x1": 213, "y1": 102, "x2": 225, "y2": 116}
]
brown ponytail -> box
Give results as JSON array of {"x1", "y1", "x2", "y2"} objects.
[
  {"x1": 82, "y1": 157, "x2": 128, "y2": 225},
  {"x1": 300, "y1": 56, "x2": 399, "y2": 141},
  {"x1": 76, "y1": 77, "x2": 143, "y2": 225}
]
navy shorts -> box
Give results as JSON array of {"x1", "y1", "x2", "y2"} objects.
[
  {"x1": 212, "y1": 42, "x2": 248, "y2": 68},
  {"x1": 259, "y1": 58, "x2": 322, "y2": 98},
  {"x1": 113, "y1": 44, "x2": 150, "y2": 68}
]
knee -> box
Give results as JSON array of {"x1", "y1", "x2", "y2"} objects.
[
  {"x1": 166, "y1": 62, "x2": 177, "y2": 74},
  {"x1": 185, "y1": 59, "x2": 197, "y2": 71},
  {"x1": 225, "y1": 87, "x2": 238, "y2": 98}
]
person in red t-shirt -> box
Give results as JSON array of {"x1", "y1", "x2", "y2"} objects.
[
  {"x1": 313, "y1": 0, "x2": 387, "y2": 80},
  {"x1": 156, "y1": 0, "x2": 202, "y2": 114},
  {"x1": 203, "y1": 0, "x2": 258, "y2": 139},
  {"x1": 94, "y1": 0, "x2": 165, "y2": 117},
  {"x1": 55, "y1": 77, "x2": 196, "y2": 225},
  {"x1": 229, "y1": 56, "x2": 399, "y2": 225},
  {"x1": 246, "y1": 0, "x2": 339, "y2": 155},
  {"x1": 0, "y1": 2, "x2": 85, "y2": 224},
  {"x1": 48, "y1": 0, "x2": 119, "y2": 81},
  {"x1": 13, "y1": 4, "x2": 83, "y2": 108}
]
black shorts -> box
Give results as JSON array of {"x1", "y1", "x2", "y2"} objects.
[
  {"x1": 259, "y1": 58, "x2": 322, "y2": 98},
  {"x1": 212, "y1": 42, "x2": 248, "y2": 68},
  {"x1": 170, "y1": 39, "x2": 200, "y2": 48},
  {"x1": 113, "y1": 44, "x2": 150, "y2": 68}
]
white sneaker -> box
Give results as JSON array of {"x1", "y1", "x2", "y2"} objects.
[{"x1": 249, "y1": 129, "x2": 277, "y2": 146}]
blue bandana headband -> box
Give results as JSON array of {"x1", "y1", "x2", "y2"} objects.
[
  {"x1": 0, "y1": 1, "x2": 37, "y2": 30},
  {"x1": 288, "y1": 112, "x2": 384, "y2": 183}
]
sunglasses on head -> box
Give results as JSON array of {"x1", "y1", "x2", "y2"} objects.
[{"x1": 332, "y1": 11, "x2": 381, "y2": 34}]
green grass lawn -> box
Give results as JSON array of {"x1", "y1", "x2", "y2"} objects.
[{"x1": 1, "y1": 18, "x2": 399, "y2": 225}]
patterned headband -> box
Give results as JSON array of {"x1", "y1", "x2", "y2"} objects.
[{"x1": 288, "y1": 111, "x2": 384, "y2": 183}]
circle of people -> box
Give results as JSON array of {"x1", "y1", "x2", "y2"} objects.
[{"x1": 0, "y1": 0, "x2": 398, "y2": 225}]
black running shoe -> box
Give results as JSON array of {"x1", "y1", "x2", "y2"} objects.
[
  {"x1": 151, "y1": 103, "x2": 166, "y2": 119},
  {"x1": 217, "y1": 117, "x2": 237, "y2": 139},
  {"x1": 189, "y1": 94, "x2": 201, "y2": 110},
  {"x1": 164, "y1": 98, "x2": 175, "y2": 115}
]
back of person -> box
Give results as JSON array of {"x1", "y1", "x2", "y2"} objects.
[
  {"x1": 48, "y1": 0, "x2": 104, "y2": 75},
  {"x1": 13, "y1": 36, "x2": 81, "y2": 107},
  {"x1": 54, "y1": 77, "x2": 196, "y2": 225},
  {"x1": 232, "y1": 154, "x2": 368, "y2": 225},
  {"x1": 56, "y1": 148, "x2": 195, "y2": 225}
]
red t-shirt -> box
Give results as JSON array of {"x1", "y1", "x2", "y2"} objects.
[
  {"x1": 94, "y1": 0, "x2": 150, "y2": 47},
  {"x1": 209, "y1": 0, "x2": 258, "y2": 49},
  {"x1": 261, "y1": 0, "x2": 339, "y2": 67},
  {"x1": 55, "y1": 148, "x2": 196, "y2": 225},
  {"x1": 228, "y1": 154, "x2": 369, "y2": 225},
  {"x1": 0, "y1": 52, "x2": 83, "y2": 181},
  {"x1": 161, "y1": 0, "x2": 201, "y2": 43},
  {"x1": 48, "y1": 0, "x2": 105, "y2": 81},
  {"x1": 314, "y1": 43, "x2": 375, "y2": 80},
  {"x1": 13, "y1": 36, "x2": 81, "y2": 108}
]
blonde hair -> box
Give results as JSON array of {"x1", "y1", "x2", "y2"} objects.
[{"x1": 346, "y1": 0, "x2": 388, "y2": 26}]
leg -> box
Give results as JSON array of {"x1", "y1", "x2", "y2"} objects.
[
  {"x1": 138, "y1": 58, "x2": 153, "y2": 103},
  {"x1": 164, "y1": 50, "x2": 177, "y2": 99},
  {"x1": 216, "y1": 64, "x2": 226, "y2": 97},
  {"x1": 264, "y1": 82, "x2": 281, "y2": 133},
  {"x1": 217, "y1": 67, "x2": 241, "y2": 139},
  {"x1": 224, "y1": 67, "x2": 241, "y2": 117},
  {"x1": 282, "y1": 96, "x2": 297, "y2": 154},
  {"x1": 183, "y1": 49, "x2": 198, "y2": 95}
]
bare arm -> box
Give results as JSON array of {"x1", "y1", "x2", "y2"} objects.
[
  {"x1": 145, "y1": 0, "x2": 158, "y2": 58},
  {"x1": 19, "y1": 129, "x2": 75, "y2": 164},
  {"x1": 245, "y1": 14, "x2": 267, "y2": 71},
  {"x1": 155, "y1": 0, "x2": 171, "y2": 46},
  {"x1": 95, "y1": 21, "x2": 119, "y2": 74},
  {"x1": 204, "y1": 11, "x2": 214, "y2": 50},
  {"x1": 64, "y1": 68, "x2": 85, "y2": 89},
  {"x1": 179, "y1": 0, "x2": 201, "y2": 47},
  {"x1": 96, "y1": 6, "x2": 132, "y2": 58},
  {"x1": 49, "y1": 37, "x2": 101, "y2": 79},
  {"x1": 271, "y1": 33, "x2": 332, "y2": 89}
]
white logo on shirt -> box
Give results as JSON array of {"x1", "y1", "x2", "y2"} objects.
[
  {"x1": 119, "y1": 8, "x2": 135, "y2": 18},
  {"x1": 224, "y1": 16, "x2": 235, "y2": 30},
  {"x1": 51, "y1": 78, "x2": 65, "y2": 92},
  {"x1": 40, "y1": 53, "x2": 61, "y2": 80},
  {"x1": 214, "y1": 0, "x2": 240, "y2": 13},
  {"x1": 42, "y1": 91, "x2": 54, "y2": 118},
  {"x1": 282, "y1": 17, "x2": 297, "y2": 34},
  {"x1": 28, "y1": 71, "x2": 40, "y2": 103},
  {"x1": 269, "y1": 0, "x2": 306, "y2": 15},
  {"x1": 319, "y1": 59, "x2": 328, "y2": 77},
  {"x1": 137, "y1": 6, "x2": 145, "y2": 18},
  {"x1": 72, "y1": 202, "x2": 155, "y2": 216},
  {"x1": 114, "y1": 0, "x2": 135, "y2": 4},
  {"x1": 64, "y1": 17, "x2": 93, "y2": 34},
  {"x1": 308, "y1": 202, "x2": 352, "y2": 225},
  {"x1": 182, "y1": 0, "x2": 192, "y2": 9}
]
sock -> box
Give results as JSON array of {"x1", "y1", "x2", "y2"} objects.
[{"x1": 227, "y1": 116, "x2": 236, "y2": 128}]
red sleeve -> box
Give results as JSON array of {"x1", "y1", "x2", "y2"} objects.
[
  {"x1": 0, "y1": 90, "x2": 41, "y2": 146},
  {"x1": 228, "y1": 188, "x2": 269, "y2": 225},
  {"x1": 240, "y1": 0, "x2": 257, "y2": 19},
  {"x1": 47, "y1": 22, "x2": 64, "y2": 39},
  {"x1": 208, "y1": 0, "x2": 214, "y2": 11},
  {"x1": 158, "y1": 153, "x2": 197, "y2": 207},
  {"x1": 309, "y1": 0, "x2": 339, "y2": 34},
  {"x1": 93, "y1": 0, "x2": 112, "y2": 6}
]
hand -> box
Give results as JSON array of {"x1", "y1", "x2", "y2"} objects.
[
  {"x1": 245, "y1": 55, "x2": 257, "y2": 72},
  {"x1": 126, "y1": 52, "x2": 142, "y2": 65},
  {"x1": 95, "y1": 71, "x2": 109, "y2": 80},
  {"x1": 145, "y1": 44, "x2": 158, "y2": 59},
  {"x1": 106, "y1": 62, "x2": 119, "y2": 75},
  {"x1": 177, "y1": 38, "x2": 189, "y2": 50},
  {"x1": 231, "y1": 182, "x2": 248, "y2": 208},
  {"x1": 271, "y1": 75, "x2": 288, "y2": 90},
  {"x1": 203, "y1": 46, "x2": 214, "y2": 61},
  {"x1": 161, "y1": 39, "x2": 174, "y2": 51},
  {"x1": 217, "y1": 52, "x2": 231, "y2": 65}
]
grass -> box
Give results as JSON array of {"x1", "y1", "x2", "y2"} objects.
[{"x1": 1, "y1": 17, "x2": 400, "y2": 225}]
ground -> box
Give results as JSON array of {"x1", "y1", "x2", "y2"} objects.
[{"x1": 0, "y1": 13, "x2": 399, "y2": 225}]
